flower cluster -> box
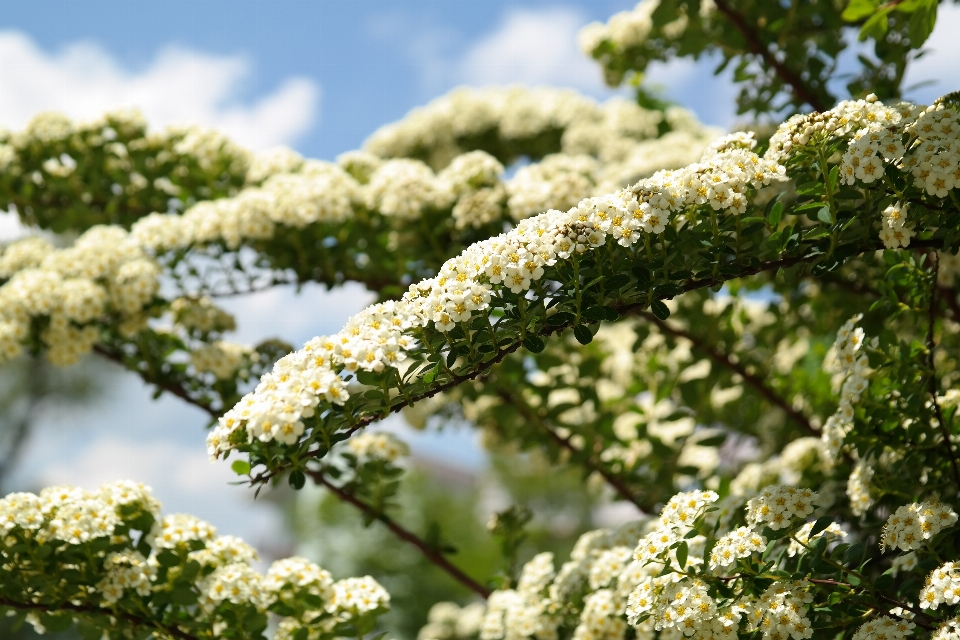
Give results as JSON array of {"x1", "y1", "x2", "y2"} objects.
[
  {"x1": 851, "y1": 616, "x2": 915, "y2": 640},
  {"x1": 0, "y1": 480, "x2": 390, "y2": 639},
  {"x1": 934, "y1": 618, "x2": 960, "y2": 640},
  {"x1": 578, "y1": 1, "x2": 710, "y2": 87},
  {"x1": 921, "y1": 562, "x2": 960, "y2": 610},
  {"x1": 744, "y1": 485, "x2": 818, "y2": 530},
  {"x1": 744, "y1": 581, "x2": 814, "y2": 640},
  {"x1": 0, "y1": 109, "x2": 250, "y2": 230},
  {"x1": 418, "y1": 602, "x2": 486, "y2": 640},
  {"x1": 479, "y1": 521, "x2": 650, "y2": 640},
  {"x1": 97, "y1": 550, "x2": 157, "y2": 603},
  {"x1": 821, "y1": 315, "x2": 872, "y2": 465},
  {"x1": 882, "y1": 501, "x2": 959, "y2": 552},
  {"x1": 634, "y1": 490, "x2": 718, "y2": 564},
  {"x1": 347, "y1": 432, "x2": 410, "y2": 462},
  {"x1": 0, "y1": 227, "x2": 160, "y2": 365},
  {"x1": 192, "y1": 340, "x2": 257, "y2": 380},
  {"x1": 834, "y1": 99, "x2": 958, "y2": 247},
  {"x1": 208, "y1": 132, "x2": 789, "y2": 459},
  {"x1": 709, "y1": 526, "x2": 767, "y2": 569}
]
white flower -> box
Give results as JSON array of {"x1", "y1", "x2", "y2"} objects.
[
  {"x1": 745, "y1": 485, "x2": 818, "y2": 530},
  {"x1": 882, "y1": 501, "x2": 958, "y2": 552},
  {"x1": 710, "y1": 527, "x2": 767, "y2": 568},
  {"x1": 921, "y1": 562, "x2": 960, "y2": 610}
]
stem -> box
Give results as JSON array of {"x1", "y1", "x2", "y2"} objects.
[
  {"x1": 493, "y1": 386, "x2": 655, "y2": 512},
  {"x1": 637, "y1": 311, "x2": 818, "y2": 437},
  {"x1": 926, "y1": 253, "x2": 960, "y2": 495},
  {"x1": 93, "y1": 344, "x2": 218, "y2": 418},
  {"x1": 805, "y1": 579, "x2": 935, "y2": 628},
  {"x1": 305, "y1": 468, "x2": 491, "y2": 598},
  {"x1": 712, "y1": 0, "x2": 829, "y2": 112},
  {"x1": 0, "y1": 596, "x2": 198, "y2": 640}
]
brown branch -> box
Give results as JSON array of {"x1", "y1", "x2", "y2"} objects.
[
  {"x1": 493, "y1": 386, "x2": 656, "y2": 513},
  {"x1": 0, "y1": 596, "x2": 198, "y2": 640},
  {"x1": 926, "y1": 253, "x2": 960, "y2": 495},
  {"x1": 712, "y1": 0, "x2": 829, "y2": 112},
  {"x1": 635, "y1": 310, "x2": 818, "y2": 437},
  {"x1": 805, "y1": 579, "x2": 935, "y2": 629},
  {"x1": 305, "y1": 468, "x2": 491, "y2": 598},
  {"x1": 92, "y1": 344, "x2": 218, "y2": 418}
]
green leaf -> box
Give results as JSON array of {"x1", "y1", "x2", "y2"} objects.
[
  {"x1": 446, "y1": 346, "x2": 461, "y2": 368},
  {"x1": 171, "y1": 586, "x2": 199, "y2": 605},
  {"x1": 842, "y1": 0, "x2": 881, "y2": 21},
  {"x1": 605, "y1": 274, "x2": 631, "y2": 290},
  {"x1": 78, "y1": 621, "x2": 103, "y2": 640},
  {"x1": 907, "y1": 2, "x2": 937, "y2": 47},
  {"x1": 810, "y1": 516, "x2": 833, "y2": 537},
  {"x1": 859, "y1": 7, "x2": 892, "y2": 40},
  {"x1": 523, "y1": 335, "x2": 545, "y2": 353},
  {"x1": 423, "y1": 362, "x2": 440, "y2": 384},
  {"x1": 581, "y1": 306, "x2": 609, "y2": 322},
  {"x1": 157, "y1": 549, "x2": 180, "y2": 567},
  {"x1": 289, "y1": 469, "x2": 306, "y2": 490},
  {"x1": 676, "y1": 541, "x2": 688, "y2": 568},
  {"x1": 651, "y1": 300, "x2": 671, "y2": 320},
  {"x1": 816, "y1": 207, "x2": 833, "y2": 224},
  {"x1": 696, "y1": 434, "x2": 727, "y2": 447},
  {"x1": 843, "y1": 542, "x2": 865, "y2": 565},
  {"x1": 573, "y1": 324, "x2": 594, "y2": 345},
  {"x1": 632, "y1": 266, "x2": 651, "y2": 284},
  {"x1": 654, "y1": 283, "x2": 684, "y2": 299},
  {"x1": 231, "y1": 460, "x2": 251, "y2": 476}
]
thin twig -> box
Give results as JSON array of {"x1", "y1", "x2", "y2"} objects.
[
  {"x1": 805, "y1": 578, "x2": 934, "y2": 629},
  {"x1": 305, "y1": 468, "x2": 491, "y2": 598},
  {"x1": 926, "y1": 253, "x2": 960, "y2": 494},
  {"x1": 0, "y1": 596, "x2": 198, "y2": 640},
  {"x1": 636, "y1": 310, "x2": 818, "y2": 437},
  {"x1": 493, "y1": 386, "x2": 655, "y2": 512},
  {"x1": 712, "y1": 0, "x2": 829, "y2": 112},
  {"x1": 92, "y1": 345, "x2": 218, "y2": 418}
]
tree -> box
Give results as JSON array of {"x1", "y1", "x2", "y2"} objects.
[{"x1": 1, "y1": 0, "x2": 960, "y2": 638}]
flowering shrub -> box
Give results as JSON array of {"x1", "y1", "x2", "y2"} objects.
[
  {"x1": 2, "y1": 0, "x2": 960, "y2": 638},
  {"x1": 0, "y1": 481, "x2": 389, "y2": 639}
]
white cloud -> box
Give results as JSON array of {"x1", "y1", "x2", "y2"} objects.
[
  {"x1": 904, "y1": 3, "x2": 960, "y2": 104},
  {"x1": 458, "y1": 7, "x2": 607, "y2": 92},
  {"x1": 0, "y1": 31, "x2": 319, "y2": 150}
]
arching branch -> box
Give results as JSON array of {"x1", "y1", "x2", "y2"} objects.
[
  {"x1": 0, "y1": 597, "x2": 198, "y2": 640},
  {"x1": 493, "y1": 386, "x2": 656, "y2": 513},
  {"x1": 92, "y1": 344, "x2": 218, "y2": 418},
  {"x1": 305, "y1": 468, "x2": 491, "y2": 598},
  {"x1": 926, "y1": 253, "x2": 960, "y2": 494},
  {"x1": 712, "y1": 0, "x2": 829, "y2": 112},
  {"x1": 634, "y1": 310, "x2": 818, "y2": 438}
]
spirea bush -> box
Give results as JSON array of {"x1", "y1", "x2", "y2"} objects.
[{"x1": 2, "y1": 0, "x2": 960, "y2": 638}]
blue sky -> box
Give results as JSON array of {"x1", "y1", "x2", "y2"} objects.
[
  {"x1": 2, "y1": 0, "x2": 960, "y2": 551},
  {"x1": 2, "y1": 0, "x2": 638, "y2": 157}
]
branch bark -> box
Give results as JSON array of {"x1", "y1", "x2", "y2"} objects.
[
  {"x1": 493, "y1": 386, "x2": 656, "y2": 512},
  {"x1": 926, "y1": 253, "x2": 960, "y2": 495},
  {"x1": 712, "y1": 0, "x2": 829, "y2": 112},
  {"x1": 92, "y1": 344, "x2": 218, "y2": 418},
  {"x1": 0, "y1": 597, "x2": 198, "y2": 640},
  {"x1": 635, "y1": 310, "x2": 819, "y2": 438},
  {"x1": 305, "y1": 468, "x2": 492, "y2": 598}
]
